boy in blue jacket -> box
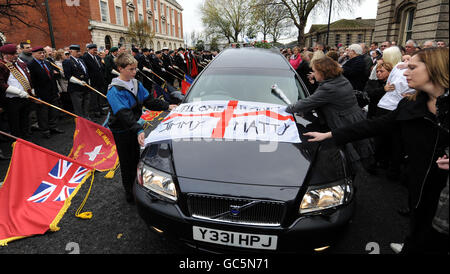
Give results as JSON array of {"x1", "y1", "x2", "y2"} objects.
[{"x1": 107, "y1": 52, "x2": 176, "y2": 203}]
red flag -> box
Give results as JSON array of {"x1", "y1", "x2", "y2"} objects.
[
  {"x1": 141, "y1": 110, "x2": 163, "y2": 122},
  {"x1": 0, "y1": 139, "x2": 93, "y2": 246},
  {"x1": 69, "y1": 117, "x2": 119, "y2": 172},
  {"x1": 181, "y1": 80, "x2": 191, "y2": 95}
]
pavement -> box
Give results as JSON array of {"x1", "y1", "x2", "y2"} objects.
[{"x1": 0, "y1": 112, "x2": 410, "y2": 254}]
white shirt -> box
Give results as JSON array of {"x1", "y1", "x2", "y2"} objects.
[
  {"x1": 6, "y1": 63, "x2": 27, "y2": 98},
  {"x1": 117, "y1": 79, "x2": 137, "y2": 97},
  {"x1": 377, "y1": 62, "x2": 416, "y2": 111}
]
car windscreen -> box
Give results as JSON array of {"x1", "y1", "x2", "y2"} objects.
[{"x1": 185, "y1": 68, "x2": 307, "y2": 105}]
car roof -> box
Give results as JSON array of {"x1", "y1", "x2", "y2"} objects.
[{"x1": 208, "y1": 48, "x2": 290, "y2": 70}]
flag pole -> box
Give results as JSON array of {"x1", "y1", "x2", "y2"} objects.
[
  {"x1": 29, "y1": 96, "x2": 79, "y2": 119},
  {"x1": 165, "y1": 70, "x2": 183, "y2": 81},
  {"x1": 137, "y1": 69, "x2": 157, "y2": 84},
  {"x1": 49, "y1": 62, "x2": 107, "y2": 99},
  {"x1": 83, "y1": 83, "x2": 107, "y2": 99},
  {"x1": 0, "y1": 130, "x2": 18, "y2": 140}
]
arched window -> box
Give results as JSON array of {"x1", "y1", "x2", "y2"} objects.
[
  {"x1": 157, "y1": 41, "x2": 161, "y2": 50},
  {"x1": 105, "y1": 35, "x2": 112, "y2": 50}
]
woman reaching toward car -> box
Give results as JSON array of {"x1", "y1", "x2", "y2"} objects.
[
  {"x1": 285, "y1": 56, "x2": 373, "y2": 170},
  {"x1": 304, "y1": 47, "x2": 449, "y2": 254}
]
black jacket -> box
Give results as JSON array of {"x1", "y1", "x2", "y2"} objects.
[
  {"x1": 82, "y1": 52, "x2": 106, "y2": 92},
  {"x1": 62, "y1": 56, "x2": 89, "y2": 93},
  {"x1": 333, "y1": 91, "x2": 449, "y2": 210},
  {"x1": 363, "y1": 79, "x2": 387, "y2": 119},
  {"x1": 28, "y1": 59, "x2": 59, "y2": 102},
  {"x1": 342, "y1": 54, "x2": 369, "y2": 91}
]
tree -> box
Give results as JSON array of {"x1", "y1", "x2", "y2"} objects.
[
  {"x1": 251, "y1": 0, "x2": 290, "y2": 43},
  {"x1": 0, "y1": 0, "x2": 38, "y2": 27},
  {"x1": 127, "y1": 20, "x2": 155, "y2": 49},
  {"x1": 277, "y1": 0, "x2": 362, "y2": 46},
  {"x1": 201, "y1": 0, "x2": 253, "y2": 43}
]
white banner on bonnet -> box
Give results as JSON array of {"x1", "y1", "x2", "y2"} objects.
[{"x1": 144, "y1": 100, "x2": 301, "y2": 145}]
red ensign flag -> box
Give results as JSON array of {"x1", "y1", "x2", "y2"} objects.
[{"x1": 0, "y1": 139, "x2": 93, "y2": 246}]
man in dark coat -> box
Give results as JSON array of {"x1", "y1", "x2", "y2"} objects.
[
  {"x1": 137, "y1": 48, "x2": 154, "y2": 92},
  {"x1": 174, "y1": 47, "x2": 187, "y2": 75},
  {"x1": 82, "y1": 44, "x2": 107, "y2": 117},
  {"x1": 342, "y1": 44, "x2": 369, "y2": 92},
  {"x1": 104, "y1": 46, "x2": 120, "y2": 85},
  {"x1": 28, "y1": 46, "x2": 64, "y2": 138},
  {"x1": 62, "y1": 44, "x2": 91, "y2": 119}
]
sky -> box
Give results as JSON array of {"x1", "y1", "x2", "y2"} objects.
[{"x1": 176, "y1": 0, "x2": 379, "y2": 44}]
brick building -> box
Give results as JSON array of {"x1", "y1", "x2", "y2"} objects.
[
  {"x1": 0, "y1": 0, "x2": 184, "y2": 51},
  {"x1": 373, "y1": 0, "x2": 449, "y2": 46},
  {"x1": 304, "y1": 18, "x2": 376, "y2": 48}
]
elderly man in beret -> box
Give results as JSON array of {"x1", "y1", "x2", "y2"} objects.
[
  {"x1": 62, "y1": 44, "x2": 91, "y2": 119},
  {"x1": 82, "y1": 43, "x2": 106, "y2": 118},
  {"x1": 28, "y1": 46, "x2": 64, "y2": 138},
  {"x1": 0, "y1": 44, "x2": 33, "y2": 139}
]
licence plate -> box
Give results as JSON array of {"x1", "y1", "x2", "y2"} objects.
[{"x1": 192, "y1": 226, "x2": 278, "y2": 250}]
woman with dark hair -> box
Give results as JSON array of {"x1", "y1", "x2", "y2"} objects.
[
  {"x1": 305, "y1": 47, "x2": 449, "y2": 254},
  {"x1": 286, "y1": 56, "x2": 373, "y2": 167}
]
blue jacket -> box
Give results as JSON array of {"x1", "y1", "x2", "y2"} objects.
[{"x1": 107, "y1": 78, "x2": 169, "y2": 134}]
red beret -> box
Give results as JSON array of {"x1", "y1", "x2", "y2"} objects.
[
  {"x1": 31, "y1": 46, "x2": 44, "y2": 52},
  {"x1": 0, "y1": 44, "x2": 17, "y2": 55}
]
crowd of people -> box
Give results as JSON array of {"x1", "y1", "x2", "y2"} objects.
[
  {"x1": 0, "y1": 41, "x2": 217, "y2": 159},
  {"x1": 284, "y1": 40, "x2": 448, "y2": 254},
  {"x1": 0, "y1": 36, "x2": 448, "y2": 254}
]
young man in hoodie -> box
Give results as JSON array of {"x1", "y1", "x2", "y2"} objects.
[{"x1": 107, "y1": 52, "x2": 177, "y2": 203}]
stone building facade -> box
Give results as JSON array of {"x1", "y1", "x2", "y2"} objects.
[
  {"x1": 373, "y1": 0, "x2": 449, "y2": 46},
  {"x1": 304, "y1": 18, "x2": 376, "y2": 48},
  {"x1": 0, "y1": 0, "x2": 184, "y2": 51}
]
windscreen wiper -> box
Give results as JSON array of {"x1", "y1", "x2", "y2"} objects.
[{"x1": 271, "y1": 84, "x2": 292, "y2": 105}]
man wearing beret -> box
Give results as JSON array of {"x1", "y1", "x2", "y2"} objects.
[
  {"x1": 62, "y1": 44, "x2": 91, "y2": 119},
  {"x1": 0, "y1": 44, "x2": 33, "y2": 139},
  {"x1": 82, "y1": 44, "x2": 106, "y2": 118},
  {"x1": 28, "y1": 46, "x2": 64, "y2": 138},
  {"x1": 104, "y1": 46, "x2": 119, "y2": 86}
]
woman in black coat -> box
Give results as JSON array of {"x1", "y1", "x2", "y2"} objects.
[
  {"x1": 286, "y1": 56, "x2": 373, "y2": 167},
  {"x1": 304, "y1": 48, "x2": 449, "y2": 254},
  {"x1": 363, "y1": 62, "x2": 393, "y2": 119}
]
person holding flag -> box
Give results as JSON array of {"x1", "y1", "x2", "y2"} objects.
[
  {"x1": 0, "y1": 44, "x2": 33, "y2": 139},
  {"x1": 106, "y1": 52, "x2": 177, "y2": 203},
  {"x1": 28, "y1": 46, "x2": 65, "y2": 138}
]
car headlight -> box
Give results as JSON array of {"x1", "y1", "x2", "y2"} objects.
[
  {"x1": 137, "y1": 163, "x2": 177, "y2": 202},
  {"x1": 299, "y1": 182, "x2": 352, "y2": 214}
]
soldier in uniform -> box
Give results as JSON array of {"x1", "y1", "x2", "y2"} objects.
[
  {"x1": 62, "y1": 44, "x2": 91, "y2": 119},
  {"x1": 161, "y1": 47, "x2": 175, "y2": 86},
  {"x1": 0, "y1": 44, "x2": 33, "y2": 138}
]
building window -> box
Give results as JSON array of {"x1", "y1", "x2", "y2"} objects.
[
  {"x1": 357, "y1": 34, "x2": 363, "y2": 43},
  {"x1": 105, "y1": 35, "x2": 112, "y2": 50},
  {"x1": 139, "y1": 13, "x2": 143, "y2": 22},
  {"x1": 346, "y1": 34, "x2": 352, "y2": 45},
  {"x1": 403, "y1": 8, "x2": 415, "y2": 44},
  {"x1": 146, "y1": 0, "x2": 150, "y2": 7},
  {"x1": 115, "y1": 6, "x2": 123, "y2": 25},
  {"x1": 100, "y1": 0, "x2": 109, "y2": 22},
  {"x1": 129, "y1": 10, "x2": 135, "y2": 24},
  {"x1": 155, "y1": 19, "x2": 159, "y2": 33},
  {"x1": 335, "y1": 34, "x2": 341, "y2": 46}
]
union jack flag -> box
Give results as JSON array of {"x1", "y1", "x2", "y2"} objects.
[{"x1": 27, "y1": 160, "x2": 90, "y2": 203}]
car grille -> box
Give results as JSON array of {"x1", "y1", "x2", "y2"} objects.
[{"x1": 186, "y1": 194, "x2": 286, "y2": 227}]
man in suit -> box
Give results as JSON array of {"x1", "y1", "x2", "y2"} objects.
[
  {"x1": 174, "y1": 47, "x2": 187, "y2": 75},
  {"x1": 62, "y1": 44, "x2": 91, "y2": 119},
  {"x1": 150, "y1": 51, "x2": 166, "y2": 87},
  {"x1": 28, "y1": 46, "x2": 64, "y2": 138},
  {"x1": 137, "y1": 48, "x2": 154, "y2": 92},
  {"x1": 161, "y1": 47, "x2": 175, "y2": 86},
  {"x1": 82, "y1": 44, "x2": 106, "y2": 118}
]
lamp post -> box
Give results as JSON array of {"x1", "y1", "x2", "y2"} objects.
[
  {"x1": 44, "y1": 0, "x2": 56, "y2": 49},
  {"x1": 326, "y1": 0, "x2": 333, "y2": 46}
]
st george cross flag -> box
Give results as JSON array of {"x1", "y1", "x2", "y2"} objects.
[
  {"x1": 0, "y1": 139, "x2": 94, "y2": 246},
  {"x1": 145, "y1": 100, "x2": 301, "y2": 145},
  {"x1": 69, "y1": 117, "x2": 119, "y2": 172}
]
